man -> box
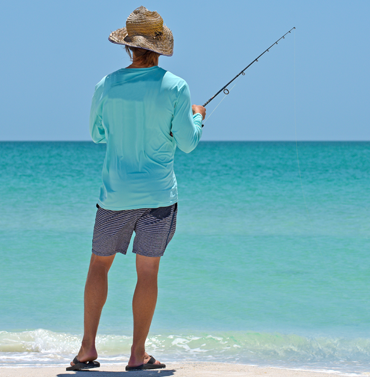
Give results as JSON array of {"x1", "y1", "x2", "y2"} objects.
[{"x1": 67, "y1": 6, "x2": 206, "y2": 372}]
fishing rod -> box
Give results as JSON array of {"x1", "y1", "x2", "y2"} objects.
[{"x1": 203, "y1": 27, "x2": 296, "y2": 107}]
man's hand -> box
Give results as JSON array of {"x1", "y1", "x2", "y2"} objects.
[{"x1": 192, "y1": 105, "x2": 206, "y2": 120}]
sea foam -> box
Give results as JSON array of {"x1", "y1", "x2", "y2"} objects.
[{"x1": 1, "y1": 329, "x2": 370, "y2": 374}]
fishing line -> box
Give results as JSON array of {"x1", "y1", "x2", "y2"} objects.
[
  {"x1": 200, "y1": 27, "x2": 311, "y2": 223},
  {"x1": 203, "y1": 82, "x2": 238, "y2": 124},
  {"x1": 199, "y1": 28, "x2": 313, "y2": 239},
  {"x1": 293, "y1": 29, "x2": 310, "y2": 219}
]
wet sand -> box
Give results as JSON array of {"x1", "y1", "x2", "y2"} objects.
[{"x1": 0, "y1": 362, "x2": 355, "y2": 377}]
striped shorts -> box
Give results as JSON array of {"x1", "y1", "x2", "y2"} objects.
[{"x1": 92, "y1": 203, "x2": 177, "y2": 258}]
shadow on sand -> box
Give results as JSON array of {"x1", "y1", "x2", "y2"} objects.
[{"x1": 57, "y1": 369, "x2": 176, "y2": 377}]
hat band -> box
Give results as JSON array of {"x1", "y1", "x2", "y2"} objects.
[{"x1": 126, "y1": 21, "x2": 163, "y2": 38}]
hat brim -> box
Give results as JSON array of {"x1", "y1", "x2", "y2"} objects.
[{"x1": 108, "y1": 25, "x2": 174, "y2": 57}]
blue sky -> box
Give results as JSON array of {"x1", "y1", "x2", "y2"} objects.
[{"x1": 1, "y1": 0, "x2": 369, "y2": 141}]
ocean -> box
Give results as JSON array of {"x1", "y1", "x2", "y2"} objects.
[{"x1": 0, "y1": 141, "x2": 369, "y2": 374}]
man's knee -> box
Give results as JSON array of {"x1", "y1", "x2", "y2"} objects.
[
  {"x1": 90, "y1": 253, "x2": 115, "y2": 272},
  {"x1": 136, "y1": 254, "x2": 160, "y2": 278}
]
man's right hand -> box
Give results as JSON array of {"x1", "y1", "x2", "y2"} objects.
[{"x1": 192, "y1": 105, "x2": 206, "y2": 120}]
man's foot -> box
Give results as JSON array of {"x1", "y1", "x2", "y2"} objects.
[
  {"x1": 128, "y1": 351, "x2": 163, "y2": 367},
  {"x1": 126, "y1": 352, "x2": 165, "y2": 371},
  {"x1": 70, "y1": 344, "x2": 98, "y2": 367},
  {"x1": 66, "y1": 356, "x2": 100, "y2": 371}
]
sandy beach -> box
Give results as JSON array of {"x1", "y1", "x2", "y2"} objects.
[{"x1": 0, "y1": 363, "x2": 359, "y2": 377}]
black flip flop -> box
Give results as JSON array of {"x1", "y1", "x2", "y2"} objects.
[
  {"x1": 125, "y1": 355, "x2": 166, "y2": 371},
  {"x1": 66, "y1": 356, "x2": 100, "y2": 371}
]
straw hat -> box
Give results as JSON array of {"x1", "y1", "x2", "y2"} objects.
[{"x1": 108, "y1": 6, "x2": 174, "y2": 56}]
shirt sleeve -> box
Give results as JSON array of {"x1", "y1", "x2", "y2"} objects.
[
  {"x1": 89, "y1": 79, "x2": 107, "y2": 144},
  {"x1": 171, "y1": 82, "x2": 202, "y2": 153}
]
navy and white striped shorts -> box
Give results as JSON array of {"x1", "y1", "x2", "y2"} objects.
[{"x1": 92, "y1": 203, "x2": 177, "y2": 258}]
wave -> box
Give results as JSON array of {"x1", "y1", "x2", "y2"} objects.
[{"x1": 1, "y1": 329, "x2": 370, "y2": 374}]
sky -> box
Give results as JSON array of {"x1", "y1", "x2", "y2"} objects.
[{"x1": 1, "y1": 0, "x2": 369, "y2": 141}]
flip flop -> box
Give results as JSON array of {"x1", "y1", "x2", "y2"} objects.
[
  {"x1": 125, "y1": 355, "x2": 166, "y2": 371},
  {"x1": 66, "y1": 356, "x2": 100, "y2": 371}
]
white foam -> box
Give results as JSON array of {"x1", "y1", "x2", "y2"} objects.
[{"x1": 0, "y1": 329, "x2": 370, "y2": 374}]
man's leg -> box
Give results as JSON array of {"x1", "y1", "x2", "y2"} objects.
[
  {"x1": 71, "y1": 253, "x2": 115, "y2": 366},
  {"x1": 128, "y1": 254, "x2": 162, "y2": 367}
]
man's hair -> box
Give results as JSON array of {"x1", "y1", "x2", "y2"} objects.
[{"x1": 125, "y1": 46, "x2": 160, "y2": 66}]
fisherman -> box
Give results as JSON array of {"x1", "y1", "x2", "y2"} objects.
[{"x1": 67, "y1": 6, "x2": 206, "y2": 372}]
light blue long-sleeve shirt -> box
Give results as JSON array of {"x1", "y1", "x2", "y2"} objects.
[{"x1": 90, "y1": 66, "x2": 203, "y2": 210}]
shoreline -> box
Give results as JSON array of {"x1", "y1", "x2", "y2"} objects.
[{"x1": 0, "y1": 362, "x2": 358, "y2": 377}]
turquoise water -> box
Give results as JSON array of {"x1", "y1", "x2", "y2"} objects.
[{"x1": 0, "y1": 141, "x2": 369, "y2": 373}]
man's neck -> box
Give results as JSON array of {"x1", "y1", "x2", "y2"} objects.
[
  {"x1": 126, "y1": 57, "x2": 159, "y2": 69},
  {"x1": 126, "y1": 64, "x2": 156, "y2": 69}
]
